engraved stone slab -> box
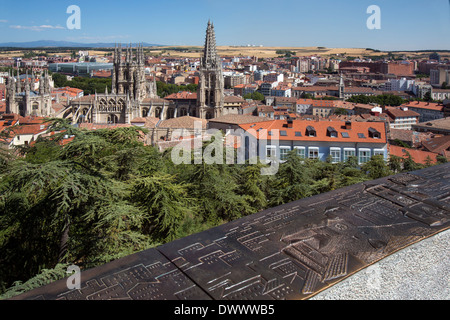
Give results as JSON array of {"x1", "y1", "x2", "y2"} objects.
[
  {"x1": 13, "y1": 163, "x2": 450, "y2": 300},
  {"x1": 13, "y1": 248, "x2": 211, "y2": 300}
]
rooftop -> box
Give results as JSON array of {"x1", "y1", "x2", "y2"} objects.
[
  {"x1": 239, "y1": 119, "x2": 387, "y2": 143},
  {"x1": 402, "y1": 101, "x2": 444, "y2": 112}
]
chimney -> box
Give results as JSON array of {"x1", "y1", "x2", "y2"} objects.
[
  {"x1": 345, "y1": 121, "x2": 352, "y2": 130},
  {"x1": 287, "y1": 117, "x2": 293, "y2": 128}
]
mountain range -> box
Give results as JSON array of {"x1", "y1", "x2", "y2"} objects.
[{"x1": 0, "y1": 40, "x2": 163, "y2": 48}]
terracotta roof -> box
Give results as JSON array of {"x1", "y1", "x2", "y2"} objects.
[
  {"x1": 385, "y1": 107, "x2": 420, "y2": 119},
  {"x1": 5, "y1": 124, "x2": 48, "y2": 136},
  {"x1": 224, "y1": 95, "x2": 246, "y2": 103},
  {"x1": 344, "y1": 87, "x2": 376, "y2": 94},
  {"x1": 422, "y1": 135, "x2": 450, "y2": 154},
  {"x1": 292, "y1": 86, "x2": 339, "y2": 92},
  {"x1": 158, "y1": 116, "x2": 207, "y2": 129},
  {"x1": 389, "y1": 145, "x2": 438, "y2": 165},
  {"x1": 389, "y1": 129, "x2": 414, "y2": 142},
  {"x1": 402, "y1": 101, "x2": 444, "y2": 112},
  {"x1": 257, "y1": 105, "x2": 275, "y2": 113},
  {"x1": 165, "y1": 91, "x2": 197, "y2": 100},
  {"x1": 130, "y1": 116, "x2": 160, "y2": 128},
  {"x1": 239, "y1": 119, "x2": 387, "y2": 143},
  {"x1": 209, "y1": 114, "x2": 271, "y2": 125},
  {"x1": 18, "y1": 116, "x2": 46, "y2": 125},
  {"x1": 415, "y1": 117, "x2": 450, "y2": 130},
  {"x1": 79, "y1": 123, "x2": 133, "y2": 130}
]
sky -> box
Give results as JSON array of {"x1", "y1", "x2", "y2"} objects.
[{"x1": 0, "y1": 0, "x2": 449, "y2": 51}]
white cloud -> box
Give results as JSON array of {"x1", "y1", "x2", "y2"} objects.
[
  {"x1": 0, "y1": 19, "x2": 8, "y2": 23},
  {"x1": 10, "y1": 24, "x2": 65, "y2": 31}
]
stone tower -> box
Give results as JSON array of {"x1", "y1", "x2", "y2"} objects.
[
  {"x1": 197, "y1": 20, "x2": 224, "y2": 119},
  {"x1": 339, "y1": 73, "x2": 345, "y2": 100},
  {"x1": 111, "y1": 43, "x2": 147, "y2": 101}
]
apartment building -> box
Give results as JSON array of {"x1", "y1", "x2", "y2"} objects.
[{"x1": 238, "y1": 119, "x2": 388, "y2": 164}]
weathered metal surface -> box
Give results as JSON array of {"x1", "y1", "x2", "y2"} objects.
[{"x1": 13, "y1": 163, "x2": 450, "y2": 300}]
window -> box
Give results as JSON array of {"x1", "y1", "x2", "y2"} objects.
[
  {"x1": 343, "y1": 148, "x2": 356, "y2": 161},
  {"x1": 306, "y1": 126, "x2": 316, "y2": 137},
  {"x1": 308, "y1": 147, "x2": 319, "y2": 159},
  {"x1": 358, "y1": 133, "x2": 366, "y2": 139},
  {"x1": 295, "y1": 131, "x2": 302, "y2": 137},
  {"x1": 341, "y1": 132, "x2": 349, "y2": 138},
  {"x1": 327, "y1": 127, "x2": 338, "y2": 138},
  {"x1": 359, "y1": 149, "x2": 371, "y2": 164},
  {"x1": 330, "y1": 148, "x2": 341, "y2": 163},
  {"x1": 294, "y1": 146, "x2": 305, "y2": 158},
  {"x1": 280, "y1": 147, "x2": 290, "y2": 161},
  {"x1": 368, "y1": 127, "x2": 381, "y2": 139},
  {"x1": 266, "y1": 145, "x2": 276, "y2": 159},
  {"x1": 373, "y1": 149, "x2": 385, "y2": 158},
  {"x1": 280, "y1": 130, "x2": 287, "y2": 137}
]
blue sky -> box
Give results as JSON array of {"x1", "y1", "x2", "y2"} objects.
[{"x1": 0, "y1": 0, "x2": 449, "y2": 50}]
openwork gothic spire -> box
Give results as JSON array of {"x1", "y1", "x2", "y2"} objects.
[{"x1": 202, "y1": 20, "x2": 219, "y2": 69}]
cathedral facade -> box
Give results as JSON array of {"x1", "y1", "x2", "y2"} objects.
[
  {"x1": 67, "y1": 21, "x2": 240, "y2": 125},
  {"x1": 69, "y1": 44, "x2": 158, "y2": 124},
  {"x1": 5, "y1": 70, "x2": 53, "y2": 117}
]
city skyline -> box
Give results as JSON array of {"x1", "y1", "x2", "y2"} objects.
[{"x1": 0, "y1": 0, "x2": 449, "y2": 51}]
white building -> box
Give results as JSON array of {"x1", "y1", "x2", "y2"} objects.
[{"x1": 385, "y1": 78, "x2": 415, "y2": 91}]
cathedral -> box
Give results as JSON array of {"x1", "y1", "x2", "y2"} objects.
[
  {"x1": 68, "y1": 44, "x2": 158, "y2": 124},
  {"x1": 69, "y1": 20, "x2": 240, "y2": 124},
  {"x1": 5, "y1": 21, "x2": 240, "y2": 125},
  {"x1": 5, "y1": 70, "x2": 53, "y2": 117}
]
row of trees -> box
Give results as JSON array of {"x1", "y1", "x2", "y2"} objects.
[
  {"x1": 156, "y1": 81, "x2": 198, "y2": 98},
  {"x1": 346, "y1": 94, "x2": 406, "y2": 106},
  {"x1": 52, "y1": 73, "x2": 112, "y2": 95},
  {"x1": 0, "y1": 120, "x2": 443, "y2": 298}
]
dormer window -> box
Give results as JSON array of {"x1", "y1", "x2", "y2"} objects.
[
  {"x1": 368, "y1": 127, "x2": 381, "y2": 139},
  {"x1": 306, "y1": 126, "x2": 316, "y2": 137},
  {"x1": 327, "y1": 126, "x2": 338, "y2": 138}
]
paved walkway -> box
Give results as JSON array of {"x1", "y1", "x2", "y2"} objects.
[{"x1": 311, "y1": 229, "x2": 450, "y2": 300}]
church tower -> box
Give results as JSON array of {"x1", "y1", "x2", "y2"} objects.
[
  {"x1": 111, "y1": 43, "x2": 146, "y2": 101},
  {"x1": 339, "y1": 73, "x2": 345, "y2": 100},
  {"x1": 197, "y1": 20, "x2": 224, "y2": 119}
]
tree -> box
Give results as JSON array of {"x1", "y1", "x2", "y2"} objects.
[
  {"x1": 243, "y1": 91, "x2": 265, "y2": 101},
  {"x1": 130, "y1": 173, "x2": 192, "y2": 242},
  {"x1": 402, "y1": 151, "x2": 421, "y2": 172},
  {"x1": 423, "y1": 91, "x2": 432, "y2": 102},
  {"x1": 269, "y1": 151, "x2": 313, "y2": 206},
  {"x1": 333, "y1": 108, "x2": 348, "y2": 115},
  {"x1": 437, "y1": 155, "x2": 448, "y2": 164},
  {"x1": 238, "y1": 163, "x2": 268, "y2": 213},
  {"x1": 52, "y1": 73, "x2": 68, "y2": 88},
  {"x1": 362, "y1": 155, "x2": 393, "y2": 179},
  {"x1": 389, "y1": 155, "x2": 403, "y2": 173}
]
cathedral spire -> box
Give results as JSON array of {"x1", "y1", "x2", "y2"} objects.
[{"x1": 202, "y1": 20, "x2": 219, "y2": 69}]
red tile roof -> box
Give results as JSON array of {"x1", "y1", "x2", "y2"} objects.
[
  {"x1": 165, "y1": 91, "x2": 197, "y2": 100},
  {"x1": 389, "y1": 145, "x2": 438, "y2": 165},
  {"x1": 422, "y1": 135, "x2": 450, "y2": 154},
  {"x1": 239, "y1": 119, "x2": 387, "y2": 143},
  {"x1": 385, "y1": 107, "x2": 420, "y2": 119},
  {"x1": 402, "y1": 101, "x2": 444, "y2": 112},
  {"x1": 5, "y1": 124, "x2": 48, "y2": 136}
]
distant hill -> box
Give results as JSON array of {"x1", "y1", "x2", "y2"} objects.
[{"x1": 0, "y1": 40, "x2": 163, "y2": 48}]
